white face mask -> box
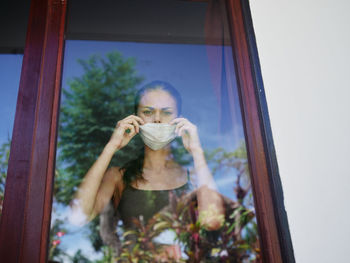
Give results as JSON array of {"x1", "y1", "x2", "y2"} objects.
[{"x1": 139, "y1": 123, "x2": 176, "y2": 151}]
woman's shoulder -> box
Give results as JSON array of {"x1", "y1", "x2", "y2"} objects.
[
  {"x1": 108, "y1": 167, "x2": 126, "y2": 206},
  {"x1": 105, "y1": 166, "x2": 125, "y2": 184},
  {"x1": 108, "y1": 166, "x2": 125, "y2": 173}
]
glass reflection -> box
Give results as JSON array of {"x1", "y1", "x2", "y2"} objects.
[{"x1": 51, "y1": 41, "x2": 259, "y2": 262}]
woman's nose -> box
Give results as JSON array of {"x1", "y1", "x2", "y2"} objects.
[{"x1": 154, "y1": 111, "x2": 161, "y2": 123}]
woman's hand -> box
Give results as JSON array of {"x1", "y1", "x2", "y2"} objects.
[
  {"x1": 170, "y1": 117, "x2": 202, "y2": 155},
  {"x1": 108, "y1": 115, "x2": 144, "y2": 151}
]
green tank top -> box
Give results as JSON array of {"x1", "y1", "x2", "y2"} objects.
[{"x1": 117, "y1": 182, "x2": 191, "y2": 228}]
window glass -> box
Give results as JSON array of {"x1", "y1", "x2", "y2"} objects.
[
  {"x1": 50, "y1": 1, "x2": 261, "y2": 262},
  {"x1": 0, "y1": 55, "x2": 22, "y2": 219},
  {"x1": 0, "y1": 0, "x2": 30, "y2": 221}
]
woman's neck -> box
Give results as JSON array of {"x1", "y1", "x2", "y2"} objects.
[
  {"x1": 136, "y1": 146, "x2": 186, "y2": 189},
  {"x1": 143, "y1": 146, "x2": 173, "y2": 172}
]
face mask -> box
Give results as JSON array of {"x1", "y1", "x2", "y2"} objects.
[{"x1": 139, "y1": 123, "x2": 176, "y2": 151}]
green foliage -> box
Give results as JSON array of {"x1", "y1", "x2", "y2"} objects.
[
  {"x1": 114, "y1": 145, "x2": 260, "y2": 262},
  {"x1": 56, "y1": 51, "x2": 144, "y2": 205},
  {"x1": 206, "y1": 141, "x2": 252, "y2": 205},
  {"x1": 171, "y1": 137, "x2": 192, "y2": 166},
  {"x1": 94, "y1": 246, "x2": 115, "y2": 263},
  {"x1": 0, "y1": 139, "x2": 10, "y2": 191},
  {"x1": 49, "y1": 218, "x2": 66, "y2": 260},
  {"x1": 116, "y1": 189, "x2": 259, "y2": 262},
  {"x1": 88, "y1": 216, "x2": 104, "y2": 251},
  {"x1": 0, "y1": 139, "x2": 10, "y2": 216},
  {"x1": 72, "y1": 249, "x2": 92, "y2": 263},
  {"x1": 205, "y1": 140, "x2": 248, "y2": 176}
]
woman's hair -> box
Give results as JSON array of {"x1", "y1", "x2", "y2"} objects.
[
  {"x1": 134, "y1": 80, "x2": 182, "y2": 116},
  {"x1": 120, "y1": 81, "x2": 182, "y2": 187}
]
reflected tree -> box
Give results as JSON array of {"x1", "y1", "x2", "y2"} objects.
[
  {"x1": 206, "y1": 141, "x2": 253, "y2": 206},
  {"x1": 56, "y1": 51, "x2": 144, "y2": 204},
  {"x1": 0, "y1": 139, "x2": 10, "y2": 217},
  {"x1": 53, "y1": 51, "x2": 144, "y2": 260}
]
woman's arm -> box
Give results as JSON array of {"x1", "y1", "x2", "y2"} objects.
[
  {"x1": 70, "y1": 145, "x2": 121, "y2": 223},
  {"x1": 190, "y1": 148, "x2": 225, "y2": 230},
  {"x1": 70, "y1": 115, "x2": 144, "y2": 224},
  {"x1": 170, "y1": 118, "x2": 225, "y2": 230}
]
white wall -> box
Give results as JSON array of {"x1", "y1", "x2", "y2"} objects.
[{"x1": 249, "y1": 1, "x2": 350, "y2": 262}]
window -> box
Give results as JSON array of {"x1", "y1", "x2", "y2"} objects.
[{"x1": 0, "y1": 0, "x2": 294, "y2": 262}]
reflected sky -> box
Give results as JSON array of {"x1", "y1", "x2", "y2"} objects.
[{"x1": 0, "y1": 54, "x2": 22, "y2": 145}]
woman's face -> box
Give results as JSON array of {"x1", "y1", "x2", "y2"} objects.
[{"x1": 137, "y1": 89, "x2": 178, "y2": 124}]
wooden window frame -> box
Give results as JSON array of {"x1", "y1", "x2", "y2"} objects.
[{"x1": 0, "y1": 0, "x2": 295, "y2": 262}]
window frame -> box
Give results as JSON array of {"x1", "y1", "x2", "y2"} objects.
[{"x1": 0, "y1": 0, "x2": 294, "y2": 262}]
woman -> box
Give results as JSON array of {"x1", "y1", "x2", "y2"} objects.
[{"x1": 71, "y1": 81, "x2": 224, "y2": 258}]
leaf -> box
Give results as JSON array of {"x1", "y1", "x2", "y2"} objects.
[
  {"x1": 123, "y1": 230, "x2": 137, "y2": 238},
  {"x1": 153, "y1": 221, "x2": 170, "y2": 231}
]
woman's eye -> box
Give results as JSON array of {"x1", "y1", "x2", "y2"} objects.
[
  {"x1": 143, "y1": 110, "x2": 152, "y2": 115},
  {"x1": 163, "y1": 111, "x2": 172, "y2": 115}
]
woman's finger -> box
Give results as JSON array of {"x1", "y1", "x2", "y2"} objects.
[
  {"x1": 120, "y1": 117, "x2": 142, "y2": 133},
  {"x1": 134, "y1": 115, "x2": 145, "y2": 125},
  {"x1": 129, "y1": 119, "x2": 140, "y2": 133},
  {"x1": 175, "y1": 121, "x2": 186, "y2": 135},
  {"x1": 126, "y1": 115, "x2": 145, "y2": 125}
]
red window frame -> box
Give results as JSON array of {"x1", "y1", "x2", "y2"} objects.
[{"x1": 0, "y1": 0, "x2": 294, "y2": 262}]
